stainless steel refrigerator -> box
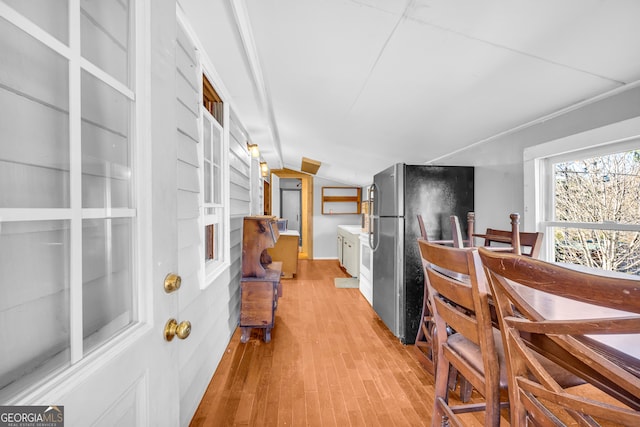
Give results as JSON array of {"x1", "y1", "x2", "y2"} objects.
[{"x1": 368, "y1": 164, "x2": 474, "y2": 344}]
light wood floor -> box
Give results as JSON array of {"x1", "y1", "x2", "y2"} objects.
[{"x1": 189, "y1": 259, "x2": 493, "y2": 427}]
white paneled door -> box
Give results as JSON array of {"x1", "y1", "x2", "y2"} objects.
[{"x1": 0, "y1": 1, "x2": 181, "y2": 425}]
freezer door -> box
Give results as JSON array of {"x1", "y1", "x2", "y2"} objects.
[
  {"x1": 372, "y1": 216, "x2": 403, "y2": 338},
  {"x1": 403, "y1": 165, "x2": 474, "y2": 241},
  {"x1": 374, "y1": 163, "x2": 404, "y2": 217}
]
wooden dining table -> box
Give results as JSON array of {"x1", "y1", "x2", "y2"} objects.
[{"x1": 510, "y1": 262, "x2": 640, "y2": 410}]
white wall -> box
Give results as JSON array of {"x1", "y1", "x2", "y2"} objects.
[
  {"x1": 437, "y1": 85, "x2": 640, "y2": 235},
  {"x1": 313, "y1": 176, "x2": 362, "y2": 258}
]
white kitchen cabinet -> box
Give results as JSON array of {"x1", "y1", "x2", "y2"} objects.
[
  {"x1": 337, "y1": 225, "x2": 360, "y2": 277},
  {"x1": 343, "y1": 237, "x2": 357, "y2": 276}
]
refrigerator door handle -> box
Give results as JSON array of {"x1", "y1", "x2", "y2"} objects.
[
  {"x1": 369, "y1": 183, "x2": 379, "y2": 251},
  {"x1": 368, "y1": 184, "x2": 376, "y2": 216}
]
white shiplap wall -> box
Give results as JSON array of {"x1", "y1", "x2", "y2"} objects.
[
  {"x1": 228, "y1": 108, "x2": 252, "y2": 303},
  {"x1": 174, "y1": 20, "x2": 254, "y2": 425}
]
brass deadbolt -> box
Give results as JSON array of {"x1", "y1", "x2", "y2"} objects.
[
  {"x1": 164, "y1": 318, "x2": 191, "y2": 341},
  {"x1": 164, "y1": 273, "x2": 182, "y2": 293}
]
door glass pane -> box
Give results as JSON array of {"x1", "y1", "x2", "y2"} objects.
[
  {"x1": 0, "y1": 17, "x2": 70, "y2": 208},
  {"x1": 82, "y1": 70, "x2": 131, "y2": 208},
  {"x1": 81, "y1": 0, "x2": 131, "y2": 86},
  {"x1": 0, "y1": 221, "x2": 71, "y2": 398},
  {"x1": 83, "y1": 218, "x2": 134, "y2": 354},
  {"x1": 3, "y1": 0, "x2": 69, "y2": 44}
]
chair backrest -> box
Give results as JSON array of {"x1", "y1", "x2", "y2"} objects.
[
  {"x1": 479, "y1": 247, "x2": 640, "y2": 426},
  {"x1": 417, "y1": 214, "x2": 429, "y2": 240},
  {"x1": 450, "y1": 212, "x2": 475, "y2": 248},
  {"x1": 418, "y1": 239, "x2": 503, "y2": 426},
  {"x1": 418, "y1": 212, "x2": 475, "y2": 248},
  {"x1": 483, "y1": 213, "x2": 543, "y2": 257}
]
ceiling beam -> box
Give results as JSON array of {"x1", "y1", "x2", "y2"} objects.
[{"x1": 229, "y1": 0, "x2": 284, "y2": 168}]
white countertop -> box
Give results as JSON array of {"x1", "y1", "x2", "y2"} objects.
[
  {"x1": 279, "y1": 230, "x2": 300, "y2": 236},
  {"x1": 337, "y1": 224, "x2": 362, "y2": 235}
]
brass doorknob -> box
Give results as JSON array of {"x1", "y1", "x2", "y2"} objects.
[
  {"x1": 164, "y1": 273, "x2": 182, "y2": 293},
  {"x1": 164, "y1": 318, "x2": 191, "y2": 341}
]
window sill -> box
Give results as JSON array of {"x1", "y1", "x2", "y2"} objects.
[{"x1": 202, "y1": 260, "x2": 230, "y2": 289}]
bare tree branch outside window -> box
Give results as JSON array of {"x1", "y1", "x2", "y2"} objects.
[{"x1": 554, "y1": 151, "x2": 640, "y2": 274}]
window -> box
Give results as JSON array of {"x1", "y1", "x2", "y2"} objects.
[
  {"x1": 551, "y1": 149, "x2": 640, "y2": 273},
  {"x1": 526, "y1": 122, "x2": 640, "y2": 274},
  {"x1": 0, "y1": 0, "x2": 137, "y2": 397},
  {"x1": 201, "y1": 74, "x2": 226, "y2": 278}
]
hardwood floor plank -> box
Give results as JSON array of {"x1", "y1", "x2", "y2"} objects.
[
  {"x1": 304, "y1": 390, "x2": 322, "y2": 427},
  {"x1": 322, "y1": 362, "x2": 351, "y2": 425},
  {"x1": 316, "y1": 388, "x2": 338, "y2": 427},
  {"x1": 246, "y1": 342, "x2": 273, "y2": 425},
  {"x1": 262, "y1": 347, "x2": 281, "y2": 426},
  {"x1": 314, "y1": 359, "x2": 337, "y2": 422}
]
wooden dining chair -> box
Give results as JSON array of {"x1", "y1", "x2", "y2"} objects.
[
  {"x1": 479, "y1": 247, "x2": 640, "y2": 427},
  {"x1": 449, "y1": 212, "x2": 545, "y2": 403},
  {"x1": 414, "y1": 238, "x2": 438, "y2": 375},
  {"x1": 414, "y1": 213, "x2": 475, "y2": 375},
  {"x1": 419, "y1": 239, "x2": 509, "y2": 426},
  {"x1": 478, "y1": 213, "x2": 543, "y2": 257}
]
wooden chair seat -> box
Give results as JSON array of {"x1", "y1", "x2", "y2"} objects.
[
  {"x1": 447, "y1": 328, "x2": 509, "y2": 389},
  {"x1": 449, "y1": 322, "x2": 584, "y2": 393}
]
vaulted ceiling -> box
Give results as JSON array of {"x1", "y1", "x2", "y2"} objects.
[{"x1": 179, "y1": 0, "x2": 640, "y2": 186}]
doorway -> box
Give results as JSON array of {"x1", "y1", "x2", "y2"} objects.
[
  {"x1": 281, "y1": 183, "x2": 302, "y2": 246},
  {"x1": 270, "y1": 169, "x2": 313, "y2": 259}
]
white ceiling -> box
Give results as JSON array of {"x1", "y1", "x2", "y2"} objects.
[{"x1": 179, "y1": 0, "x2": 640, "y2": 186}]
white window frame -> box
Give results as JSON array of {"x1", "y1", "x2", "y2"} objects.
[
  {"x1": 199, "y1": 74, "x2": 230, "y2": 286},
  {"x1": 524, "y1": 116, "x2": 640, "y2": 261},
  {"x1": 176, "y1": 8, "x2": 231, "y2": 289}
]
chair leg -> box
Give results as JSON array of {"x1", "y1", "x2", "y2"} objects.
[
  {"x1": 447, "y1": 368, "x2": 473, "y2": 403},
  {"x1": 447, "y1": 367, "x2": 458, "y2": 391},
  {"x1": 433, "y1": 354, "x2": 452, "y2": 425},
  {"x1": 459, "y1": 377, "x2": 473, "y2": 403},
  {"x1": 433, "y1": 398, "x2": 448, "y2": 427}
]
